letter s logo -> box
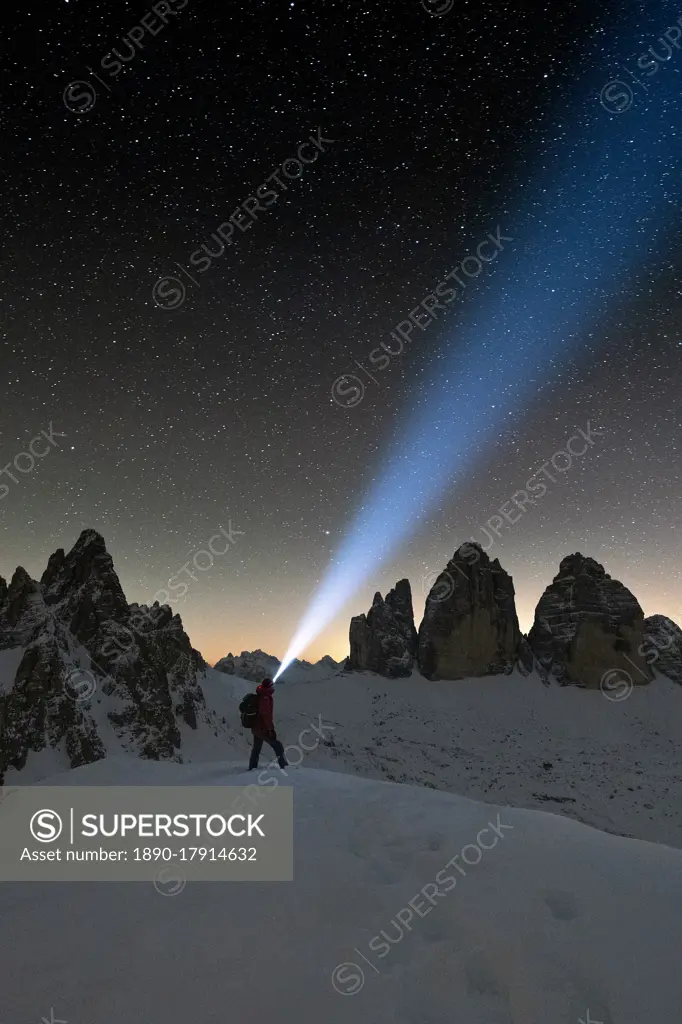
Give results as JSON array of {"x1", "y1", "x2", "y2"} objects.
[
  {"x1": 331, "y1": 374, "x2": 365, "y2": 409},
  {"x1": 62, "y1": 80, "x2": 97, "y2": 114},
  {"x1": 152, "y1": 276, "x2": 186, "y2": 310},
  {"x1": 30, "y1": 809, "x2": 63, "y2": 843}
]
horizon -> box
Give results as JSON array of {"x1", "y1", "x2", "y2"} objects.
[
  {"x1": 3, "y1": 528, "x2": 679, "y2": 668},
  {"x1": 4, "y1": 0, "x2": 681, "y2": 686}
]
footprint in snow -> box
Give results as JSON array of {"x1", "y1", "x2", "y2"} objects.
[{"x1": 543, "y1": 889, "x2": 581, "y2": 922}]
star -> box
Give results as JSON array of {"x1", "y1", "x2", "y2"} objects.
[{"x1": 1, "y1": 0, "x2": 681, "y2": 668}]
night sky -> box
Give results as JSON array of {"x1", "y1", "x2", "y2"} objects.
[{"x1": 3, "y1": 0, "x2": 682, "y2": 665}]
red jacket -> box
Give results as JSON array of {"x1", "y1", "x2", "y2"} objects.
[{"x1": 254, "y1": 680, "x2": 275, "y2": 735}]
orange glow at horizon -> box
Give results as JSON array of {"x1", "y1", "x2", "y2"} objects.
[{"x1": 183, "y1": 562, "x2": 681, "y2": 669}]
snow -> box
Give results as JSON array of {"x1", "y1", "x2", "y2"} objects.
[
  {"x1": 245, "y1": 666, "x2": 682, "y2": 849},
  {"x1": 1, "y1": 666, "x2": 243, "y2": 783},
  {"x1": 2, "y1": 741, "x2": 69, "y2": 782},
  {"x1": 3, "y1": 648, "x2": 680, "y2": 850},
  {"x1": 0, "y1": 648, "x2": 25, "y2": 694},
  {"x1": 201, "y1": 665, "x2": 252, "y2": 705},
  {"x1": 176, "y1": 667, "x2": 250, "y2": 761},
  {"x1": 1, "y1": 755, "x2": 681, "y2": 1024}
]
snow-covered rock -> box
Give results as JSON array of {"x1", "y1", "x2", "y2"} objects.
[
  {"x1": 528, "y1": 553, "x2": 652, "y2": 688},
  {"x1": 348, "y1": 579, "x2": 418, "y2": 678},
  {"x1": 643, "y1": 614, "x2": 682, "y2": 685},
  {"x1": 0, "y1": 530, "x2": 224, "y2": 781},
  {"x1": 213, "y1": 649, "x2": 342, "y2": 683}
]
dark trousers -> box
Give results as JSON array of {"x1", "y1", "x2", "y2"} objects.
[{"x1": 249, "y1": 732, "x2": 287, "y2": 770}]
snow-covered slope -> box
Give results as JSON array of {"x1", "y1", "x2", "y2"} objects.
[
  {"x1": 2, "y1": 755, "x2": 680, "y2": 1024},
  {"x1": 1, "y1": 664, "x2": 240, "y2": 785},
  {"x1": 6, "y1": 646, "x2": 681, "y2": 851},
  {"x1": 236, "y1": 667, "x2": 682, "y2": 849}
]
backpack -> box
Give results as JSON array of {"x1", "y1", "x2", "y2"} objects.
[{"x1": 239, "y1": 692, "x2": 260, "y2": 729}]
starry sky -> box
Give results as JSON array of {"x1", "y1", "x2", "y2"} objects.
[{"x1": 2, "y1": 0, "x2": 681, "y2": 665}]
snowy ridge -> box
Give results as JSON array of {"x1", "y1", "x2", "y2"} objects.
[
  {"x1": 214, "y1": 648, "x2": 342, "y2": 683},
  {"x1": 244, "y1": 666, "x2": 682, "y2": 849}
]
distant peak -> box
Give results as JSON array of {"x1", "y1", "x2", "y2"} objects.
[{"x1": 8, "y1": 566, "x2": 38, "y2": 593}]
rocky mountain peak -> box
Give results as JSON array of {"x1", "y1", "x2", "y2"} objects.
[
  {"x1": 39, "y1": 529, "x2": 128, "y2": 643},
  {"x1": 385, "y1": 578, "x2": 418, "y2": 650},
  {"x1": 417, "y1": 544, "x2": 526, "y2": 680},
  {"x1": 214, "y1": 654, "x2": 236, "y2": 674},
  {"x1": 214, "y1": 650, "x2": 340, "y2": 682},
  {"x1": 348, "y1": 580, "x2": 418, "y2": 678},
  {"x1": 7, "y1": 565, "x2": 36, "y2": 597},
  {"x1": 556, "y1": 552, "x2": 607, "y2": 581},
  {"x1": 3, "y1": 567, "x2": 45, "y2": 640},
  {"x1": 528, "y1": 553, "x2": 652, "y2": 688},
  {"x1": 0, "y1": 531, "x2": 210, "y2": 783}
]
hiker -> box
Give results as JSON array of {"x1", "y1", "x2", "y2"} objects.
[{"x1": 248, "y1": 677, "x2": 288, "y2": 771}]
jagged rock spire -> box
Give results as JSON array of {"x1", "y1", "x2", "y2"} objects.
[
  {"x1": 0, "y1": 530, "x2": 208, "y2": 782},
  {"x1": 348, "y1": 579, "x2": 418, "y2": 678},
  {"x1": 417, "y1": 543, "x2": 524, "y2": 681},
  {"x1": 528, "y1": 552, "x2": 652, "y2": 688}
]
